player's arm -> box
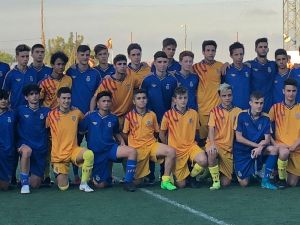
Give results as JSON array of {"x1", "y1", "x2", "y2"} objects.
[
  {"x1": 122, "y1": 115, "x2": 130, "y2": 144},
  {"x1": 289, "y1": 138, "x2": 300, "y2": 152},
  {"x1": 90, "y1": 95, "x2": 97, "y2": 112},
  {"x1": 235, "y1": 131, "x2": 260, "y2": 148},
  {"x1": 159, "y1": 130, "x2": 168, "y2": 145},
  {"x1": 114, "y1": 133, "x2": 126, "y2": 146},
  {"x1": 207, "y1": 126, "x2": 217, "y2": 152}
]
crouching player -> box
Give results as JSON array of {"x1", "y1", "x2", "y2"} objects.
[
  {"x1": 123, "y1": 89, "x2": 177, "y2": 190},
  {"x1": 0, "y1": 89, "x2": 15, "y2": 191},
  {"x1": 206, "y1": 83, "x2": 241, "y2": 190},
  {"x1": 233, "y1": 91, "x2": 278, "y2": 190},
  {"x1": 47, "y1": 87, "x2": 94, "y2": 192},
  {"x1": 160, "y1": 86, "x2": 207, "y2": 188},
  {"x1": 16, "y1": 84, "x2": 50, "y2": 193},
  {"x1": 80, "y1": 91, "x2": 137, "y2": 192}
]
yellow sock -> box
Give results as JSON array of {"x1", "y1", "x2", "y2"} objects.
[
  {"x1": 162, "y1": 176, "x2": 170, "y2": 182},
  {"x1": 278, "y1": 159, "x2": 288, "y2": 180},
  {"x1": 209, "y1": 165, "x2": 220, "y2": 184},
  {"x1": 81, "y1": 150, "x2": 94, "y2": 183},
  {"x1": 190, "y1": 163, "x2": 203, "y2": 177}
]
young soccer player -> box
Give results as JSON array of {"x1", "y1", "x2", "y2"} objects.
[
  {"x1": 175, "y1": 51, "x2": 199, "y2": 111},
  {"x1": 0, "y1": 61, "x2": 10, "y2": 88},
  {"x1": 0, "y1": 89, "x2": 15, "y2": 191},
  {"x1": 233, "y1": 91, "x2": 278, "y2": 189},
  {"x1": 206, "y1": 83, "x2": 241, "y2": 190},
  {"x1": 40, "y1": 51, "x2": 72, "y2": 110},
  {"x1": 93, "y1": 44, "x2": 115, "y2": 78},
  {"x1": 47, "y1": 87, "x2": 94, "y2": 192},
  {"x1": 123, "y1": 89, "x2": 177, "y2": 190},
  {"x1": 160, "y1": 86, "x2": 207, "y2": 188},
  {"x1": 127, "y1": 43, "x2": 151, "y2": 85},
  {"x1": 16, "y1": 84, "x2": 50, "y2": 193},
  {"x1": 222, "y1": 42, "x2": 251, "y2": 110},
  {"x1": 29, "y1": 44, "x2": 52, "y2": 82},
  {"x1": 269, "y1": 78, "x2": 300, "y2": 187},
  {"x1": 80, "y1": 91, "x2": 137, "y2": 191}
]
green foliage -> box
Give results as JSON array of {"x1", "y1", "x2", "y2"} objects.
[{"x1": 0, "y1": 51, "x2": 15, "y2": 65}]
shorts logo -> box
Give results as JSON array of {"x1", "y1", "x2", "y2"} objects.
[
  {"x1": 295, "y1": 113, "x2": 300, "y2": 120},
  {"x1": 7, "y1": 117, "x2": 11, "y2": 123},
  {"x1": 86, "y1": 76, "x2": 90, "y2": 82},
  {"x1": 40, "y1": 114, "x2": 44, "y2": 120},
  {"x1": 72, "y1": 116, "x2": 76, "y2": 121},
  {"x1": 108, "y1": 122, "x2": 112, "y2": 127},
  {"x1": 190, "y1": 81, "x2": 194, "y2": 87},
  {"x1": 151, "y1": 84, "x2": 157, "y2": 88},
  {"x1": 30, "y1": 76, "x2": 33, "y2": 82},
  {"x1": 244, "y1": 122, "x2": 249, "y2": 126},
  {"x1": 268, "y1": 67, "x2": 271, "y2": 73},
  {"x1": 92, "y1": 122, "x2": 98, "y2": 125},
  {"x1": 16, "y1": 78, "x2": 21, "y2": 82},
  {"x1": 24, "y1": 115, "x2": 29, "y2": 118},
  {"x1": 95, "y1": 175, "x2": 101, "y2": 182},
  {"x1": 258, "y1": 124, "x2": 262, "y2": 130},
  {"x1": 146, "y1": 120, "x2": 152, "y2": 126},
  {"x1": 230, "y1": 73, "x2": 236, "y2": 77},
  {"x1": 238, "y1": 171, "x2": 242, "y2": 177},
  {"x1": 166, "y1": 84, "x2": 170, "y2": 90}
]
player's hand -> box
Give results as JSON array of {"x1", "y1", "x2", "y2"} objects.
[
  {"x1": 251, "y1": 147, "x2": 262, "y2": 158},
  {"x1": 289, "y1": 144, "x2": 297, "y2": 152},
  {"x1": 103, "y1": 75, "x2": 111, "y2": 79},
  {"x1": 206, "y1": 145, "x2": 218, "y2": 156},
  {"x1": 220, "y1": 62, "x2": 230, "y2": 75},
  {"x1": 276, "y1": 143, "x2": 289, "y2": 149},
  {"x1": 120, "y1": 141, "x2": 126, "y2": 146}
]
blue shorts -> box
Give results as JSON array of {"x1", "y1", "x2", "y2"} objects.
[
  {"x1": 0, "y1": 152, "x2": 13, "y2": 182},
  {"x1": 92, "y1": 144, "x2": 119, "y2": 184}
]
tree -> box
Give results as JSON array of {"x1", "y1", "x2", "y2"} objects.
[{"x1": 0, "y1": 51, "x2": 15, "y2": 65}]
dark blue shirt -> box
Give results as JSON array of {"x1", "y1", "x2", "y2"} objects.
[
  {"x1": 29, "y1": 63, "x2": 52, "y2": 83},
  {"x1": 94, "y1": 64, "x2": 115, "y2": 79},
  {"x1": 0, "y1": 62, "x2": 10, "y2": 88},
  {"x1": 151, "y1": 59, "x2": 181, "y2": 75},
  {"x1": 0, "y1": 110, "x2": 15, "y2": 156},
  {"x1": 272, "y1": 70, "x2": 290, "y2": 104}
]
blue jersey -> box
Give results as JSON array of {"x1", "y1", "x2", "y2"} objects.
[
  {"x1": 151, "y1": 59, "x2": 181, "y2": 75},
  {"x1": 94, "y1": 64, "x2": 115, "y2": 79},
  {"x1": 66, "y1": 65, "x2": 102, "y2": 114},
  {"x1": 0, "y1": 110, "x2": 15, "y2": 156},
  {"x1": 16, "y1": 105, "x2": 50, "y2": 152},
  {"x1": 3, "y1": 66, "x2": 38, "y2": 110},
  {"x1": 141, "y1": 73, "x2": 177, "y2": 123},
  {"x1": 175, "y1": 72, "x2": 199, "y2": 110},
  {"x1": 272, "y1": 70, "x2": 290, "y2": 104},
  {"x1": 247, "y1": 59, "x2": 277, "y2": 112},
  {"x1": 289, "y1": 68, "x2": 300, "y2": 102},
  {"x1": 29, "y1": 63, "x2": 52, "y2": 83},
  {"x1": 223, "y1": 64, "x2": 251, "y2": 110},
  {"x1": 0, "y1": 62, "x2": 10, "y2": 88},
  {"x1": 79, "y1": 111, "x2": 119, "y2": 153}
]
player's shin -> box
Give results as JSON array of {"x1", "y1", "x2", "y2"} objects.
[
  {"x1": 81, "y1": 150, "x2": 94, "y2": 183},
  {"x1": 277, "y1": 159, "x2": 288, "y2": 180}
]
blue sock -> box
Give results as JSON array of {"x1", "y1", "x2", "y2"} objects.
[
  {"x1": 20, "y1": 173, "x2": 29, "y2": 186},
  {"x1": 124, "y1": 160, "x2": 137, "y2": 183},
  {"x1": 264, "y1": 155, "x2": 277, "y2": 180}
]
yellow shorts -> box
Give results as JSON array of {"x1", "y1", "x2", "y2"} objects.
[
  {"x1": 174, "y1": 144, "x2": 204, "y2": 182},
  {"x1": 135, "y1": 142, "x2": 164, "y2": 179},
  {"x1": 287, "y1": 152, "x2": 300, "y2": 176},
  {"x1": 52, "y1": 147, "x2": 84, "y2": 175},
  {"x1": 217, "y1": 147, "x2": 233, "y2": 179},
  {"x1": 198, "y1": 113, "x2": 209, "y2": 139}
]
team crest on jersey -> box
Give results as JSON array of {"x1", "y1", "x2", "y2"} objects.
[
  {"x1": 72, "y1": 116, "x2": 76, "y2": 121},
  {"x1": 151, "y1": 84, "x2": 157, "y2": 88},
  {"x1": 30, "y1": 76, "x2": 33, "y2": 82},
  {"x1": 189, "y1": 118, "x2": 193, "y2": 124},
  {"x1": 295, "y1": 113, "x2": 300, "y2": 120},
  {"x1": 274, "y1": 80, "x2": 278, "y2": 84},
  {"x1": 268, "y1": 67, "x2": 271, "y2": 73},
  {"x1": 72, "y1": 76, "x2": 76, "y2": 79},
  {"x1": 7, "y1": 117, "x2": 11, "y2": 123},
  {"x1": 40, "y1": 114, "x2": 44, "y2": 120},
  {"x1": 244, "y1": 122, "x2": 249, "y2": 126},
  {"x1": 86, "y1": 76, "x2": 91, "y2": 82},
  {"x1": 230, "y1": 73, "x2": 236, "y2": 77},
  {"x1": 258, "y1": 124, "x2": 262, "y2": 130},
  {"x1": 24, "y1": 115, "x2": 29, "y2": 118},
  {"x1": 146, "y1": 120, "x2": 152, "y2": 126},
  {"x1": 253, "y1": 68, "x2": 258, "y2": 72},
  {"x1": 92, "y1": 122, "x2": 98, "y2": 125},
  {"x1": 245, "y1": 72, "x2": 249, "y2": 77},
  {"x1": 126, "y1": 84, "x2": 131, "y2": 90},
  {"x1": 166, "y1": 84, "x2": 170, "y2": 90},
  {"x1": 108, "y1": 122, "x2": 112, "y2": 127},
  {"x1": 190, "y1": 81, "x2": 194, "y2": 87},
  {"x1": 16, "y1": 78, "x2": 21, "y2": 82}
]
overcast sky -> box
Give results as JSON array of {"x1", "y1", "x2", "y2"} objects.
[{"x1": 0, "y1": 0, "x2": 283, "y2": 62}]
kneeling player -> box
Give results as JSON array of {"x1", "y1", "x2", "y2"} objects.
[
  {"x1": 123, "y1": 89, "x2": 176, "y2": 190},
  {"x1": 160, "y1": 86, "x2": 207, "y2": 188},
  {"x1": 47, "y1": 87, "x2": 94, "y2": 192},
  {"x1": 16, "y1": 84, "x2": 50, "y2": 193},
  {"x1": 0, "y1": 89, "x2": 15, "y2": 191},
  {"x1": 233, "y1": 92, "x2": 278, "y2": 190},
  {"x1": 206, "y1": 83, "x2": 241, "y2": 190},
  {"x1": 80, "y1": 91, "x2": 137, "y2": 192}
]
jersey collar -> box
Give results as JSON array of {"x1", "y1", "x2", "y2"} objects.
[
  {"x1": 13, "y1": 65, "x2": 28, "y2": 74},
  {"x1": 219, "y1": 104, "x2": 234, "y2": 111},
  {"x1": 174, "y1": 105, "x2": 188, "y2": 115},
  {"x1": 128, "y1": 63, "x2": 143, "y2": 72},
  {"x1": 283, "y1": 101, "x2": 297, "y2": 110}
]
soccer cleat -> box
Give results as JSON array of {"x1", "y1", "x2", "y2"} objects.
[
  {"x1": 123, "y1": 182, "x2": 136, "y2": 192},
  {"x1": 261, "y1": 180, "x2": 278, "y2": 190},
  {"x1": 209, "y1": 181, "x2": 221, "y2": 190},
  {"x1": 161, "y1": 180, "x2": 177, "y2": 191},
  {"x1": 21, "y1": 185, "x2": 30, "y2": 194},
  {"x1": 79, "y1": 183, "x2": 94, "y2": 192},
  {"x1": 276, "y1": 179, "x2": 287, "y2": 189},
  {"x1": 189, "y1": 177, "x2": 201, "y2": 188},
  {"x1": 143, "y1": 177, "x2": 156, "y2": 186}
]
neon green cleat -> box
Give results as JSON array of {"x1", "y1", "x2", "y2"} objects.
[
  {"x1": 161, "y1": 180, "x2": 177, "y2": 191},
  {"x1": 209, "y1": 181, "x2": 221, "y2": 190}
]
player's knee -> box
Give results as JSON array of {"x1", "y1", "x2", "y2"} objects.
[
  {"x1": 30, "y1": 180, "x2": 41, "y2": 189},
  {"x1": 83, "y1": 150, "x2": 94, "y2": 165},
  {"x1": 20, "y1": 145, "x2": 32, "y2": 158},
  {"x1": 279, "y1": 148, "x2": 289, "y2": 159},
  {"x1": 58, "y1": 182, "x2": 69, "y2": 191},
  {"x1": 268, "y1": 146, "x2": 278, "y2": 155},
  {"x1": 238, "y1": 179, "x2": 249, "y2": 187},
  {"x1": 0, "y1": 182, "x2": 9, "y2": 191},
  {"x1": 128, "y1": 147, "x2": 137, "y2": 159},
  {"x1": 165, "y1": 147, "x2": 176, "y2": 159},
  {"x1": 196, "y1": 154, "x2": 207, "y2": 167},
  {"x1": 221, "y1": 177, "x2": 231, "y2": 187},
  {"x1": 93, "y1": 181, "x2": 107, "y2": 189},
  {"x1": 176, "y1": 180, "x2": 186, "y2": 189},
  {"x1": 287, "y1": 175, "x2": 299, "y2": 187}
]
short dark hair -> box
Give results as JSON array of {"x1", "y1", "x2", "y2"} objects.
[
  {"x1": 179, "y1": 51, "x2": 194, "y2": 61},
  {"x1": 162, "y1": 38, "x2": 177, "y2": 48},
  {"x1": 229, "y1": 42, "x2": 244, "y2": 55},
  {"x1": 50, "y1": 51, "x2": 69, "y2": 65},
  {"x1": 173, "y1": 86, "x2": 188, "y2": 98},
  {"x1": 16, "y1": 44, "x2": 30, "y2": 55},
  {"x1": 255, "y1": 38, "x2": 268, "y2": 48},
  {"x1": 202, "y1": 40, "x2": 217, "y2": 51},
  {"x1": 275, "y1": 48, "x2": 287, "y2": 58},
  {"x1": 133, "y1": 89, "x2": 147, "y2": 98},
  {"x1": 22, "y1": 84, "x2": 41, "y2": 96},
  {"x1": 96, "y1": 91, "x2": 112, "y2": 102},
  {"x1": 284, "y1": 78, "x2": 298, "y2": 88},
  {"x1": 113, "y1": 54, "x2": 127, "y2": 65},
  {"x1": 77, "y1": 45, "x2": 90, "y2": 53},
  {"x1": 0, "y1": 89, "x2": 9, "y2": 100},
  {"x1": 94, "y1": 44, "x2": 108, "y2": 55},
  {"x1": 31, "y1": 44, "x2": 45, "y2": 53},
  {"x1": 127, "y1": 43, "x2": 142, "y2": 55},
  {"x1": 154, "y1": 51, "x2": 168, "y2": 60},
  {"x1": 57, "y1": 87, "x2": 72, "y2": 97},
  {"x1": 250, "y1": 91, "x2": 264, "y2": 100}
]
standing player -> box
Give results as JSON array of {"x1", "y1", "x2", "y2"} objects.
[
  {"x1": 222, "y1": 42, "x2": 251, "y2": 110},
  {"x1": 123, "y1": 89, "x2": 177, "y2": 190},
  {"x1": 175, "y1": 51, "x2": 199, "y2": 111},
  {"x1": 47, "y1": 87, "x2": 94, "y2": 192},
  {"x1": 16, "y1": 84, "x2": 50, "y2": 193},
  {"x1": 269, "y1": 78, "x2": 300, "y2": 187},
  {"x1": 0, "y1": 89, "x2": 15, "y2": 191},
  {"x1": 193, "y1": 40, "x2": 223, "y2": 145},
  {"x1": 206, "y1": 83, "x2": 241, "y2": 190},
  {"x1": 0, "y1": 61, "x2": 10, "y2": 88},
  {"x1": 160, "y1": 86, "x2": 207, "y2": 188},
  {"x1": 93, "y1": 44, "x2": 115, "y2": 78},
  {"x1": 233, "y1": 91, "x2": 278, "y2": 189},
  {"x1": 80, "y1": 91, "x2": 137, "y2": 191}
]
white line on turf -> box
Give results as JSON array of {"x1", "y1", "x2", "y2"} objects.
[{"x1": 140, "y1": 188, "x2": 232, "y2": 225}]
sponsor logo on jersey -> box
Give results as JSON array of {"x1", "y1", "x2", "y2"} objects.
[
  {"x1": 151, "y1": 84, "x2": 157, "y2": 88},
  {"x1": 230, "y1": 73, "x2": 236, "y2": 77},
  {"x1": 92, "y1": 122, "x2": 98, "y2": 125},
  {"x1": 24, "y1": 115, "x2": 29, "y2": 118},
  {"x1": 16, "y1": 78, "x2": 21, "y2": 82}
]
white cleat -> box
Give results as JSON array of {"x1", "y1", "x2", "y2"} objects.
[
  {"x1": 21, "y1": 185, "x2": 30, "y2": 194},
  {"x1": 79, "y1": 183, "x2": 94, "y2": 192}
]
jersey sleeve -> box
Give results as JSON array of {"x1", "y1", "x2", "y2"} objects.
[
  {"x1": 234, "y1": 112, "x2": 243, "y2": 132},
  {"x1": 122, "y1": 114, "x2": 130, "y2": 134},
  {"x1": 39, "y1": 81, "x2": 46, "y2": 100},
  {"x1": 93, "y1": 82, "x2": 106, "y2": 97},
  {"x1": 268, "y1": 106, "x2": 275, "y2": 122},
  {"x1": 160, "y1": 113, "x2": 169, "y2": 131},
  {"x1": 2, "y1": 72, "x2": 11, "y2": 90}
]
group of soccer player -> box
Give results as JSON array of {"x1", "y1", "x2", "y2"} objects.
[{"x1": 1, "y1": 36, "x2": 300, "y2": 194}]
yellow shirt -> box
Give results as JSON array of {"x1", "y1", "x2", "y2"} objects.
[
  {"x1": 206, "y1": 105, "x2": 241, "y2": 151},
  {"x1": 46, "y1": 108, "x2": 83, "y2": 163},
  {"x1": 40, "y1": 75, "x2": 72, "y2": 110},
  {"x1": 161, "y1": 108, "x2": 199, "y2": 157},
  {"x1": 193, "y1": 61, "x2": 223, "y2": 115},
  {"x1": 123, "y1": 109, "x2": 159, "y2": 149},
  {"x1": 127, "y1": 63, "x2": 151, "y2": 87}
]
